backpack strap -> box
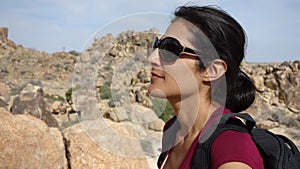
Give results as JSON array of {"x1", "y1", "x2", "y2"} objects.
[
  {"x1": 276, "y1": 134, "x2": 300, "y2": 155},
  {"x1": 220, "y1": 113, "x2": 256, "y2": 132},
  {"x1": 190, "y1": 113, "x2": 255, "y2": 169}
]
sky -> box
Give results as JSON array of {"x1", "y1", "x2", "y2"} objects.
[{"x1": 1, "y1": 0, "x2": 299, "y2": 62}]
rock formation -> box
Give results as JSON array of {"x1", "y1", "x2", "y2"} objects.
[
  {"x1": 62, "y1": 118, "x2": 159, "y2": 169},
  {"x1": 0, "y1": 108, "x2": 68, "y2": 169},
  {"x1": 0, "y1": 27, "x2": 8, "y2": 42},
  {"x1": 10, "y1": 84, "x2": 58, "y2": 127}
]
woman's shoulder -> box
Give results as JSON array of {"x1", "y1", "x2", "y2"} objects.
[{"x1": 211, "y1": 130, "x2": 264, "y2": 169}]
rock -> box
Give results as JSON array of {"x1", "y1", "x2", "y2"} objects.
[
  {"x1": 0, "y1": 27, "x2": 8, "y2": 42},
  {"x1": 62, "y1": 118, "x2": 161, "y2": 169},
  {"x1": 52, "y1": 101, "x2": 63, "y2": 114},
  {"x1": 10, "y1": 84, "x2": 58, "y2": 127},
  {"x1": 103, "y1": 108, "x2": 127, "y2": 122},
  {"x1": 53, "y1": 112, "x2": 80, "y2": 131},
  {"x1": 95, "y1": 81, "x2": 103, "y2": 88},
  {"x1": 256, "y1": 120, "x2": 280, "y2": 130},
  {"x1": 132, "y1": 104, "x2": 157, "y2": 121},
  {"x1": 148, "y1": 118, "x2": 165, "y2": 131},
  {"x1": 264, "y1": 76, "x2": 277, "y2": 90},
  {"x1": 0, "y1": 98, "x2": 8, "y2": 109},
  {"x1": 269, "y1": 127, "x2": 292, "y2": 139},
  {"x1": 0, "y1": 82, "x2": 10, "y2": 102},
  {"x1": 252, "y1": 75, "x2": 265, "y2": 92},
  {"x1": 274, "y1": 71, "x2": 300, "y2": 113},
  {"x1": 51, "y1": 100, "x2": 71, "y2": 115},
  {"x1": 0, "y1": 108, "x2": 68, "y2": 169}
]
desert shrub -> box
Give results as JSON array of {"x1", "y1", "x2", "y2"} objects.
[
  {"x1": 99, "y1": 80, "x2": 123, "y2": 107},
  {"x1": 290, "y1": 130, "x2": 300, "y2": 140},
  {"x1": 63, "y1": 65, "x2": 69, "y2": 71},
  {"x1": 44, "y1": 75, "x2": 54, "y2": 80},
  {"x1": 68, "y1": 50, "x2": 80, "y2": 56},
  {"x1": 159, "y1": 102, "x2": 175, "y2": 122},
  {"x1": 65, "y1": 85, "x2": 81, "y2": 103},
  {"x1": 20, "y1": 70, "x2": 26, "y2": 76},
  {"x1": 99, "y1": 81, "x2": 112, "y2": 100},
  {"x1": 10, "y1": 84, "x2": 27, "y2": 95},
  {"x1": 1, "y1": 69, "x2": 9, "y2": 75},
  {"x1": 281, "y1": 116, "x2": 300, "y2": 127},
  {"x1": 103, "y1": 65, "x2": 111, "y2": 71},
  {"x1": 147, "y1": 98, "x2": 175, "y2": 122},
  {"x1": 44, "y1": 93, "x2": 65, "y2": 102},
  {"x1": 270, "y1": 110, "x2": 299, "y2": 128},
  {"x1": 29, "y1": 80, "x2": 42, "y2": 86},
  {"x1": 269, "y1": 109, "x2": 286, "y2": 121}
]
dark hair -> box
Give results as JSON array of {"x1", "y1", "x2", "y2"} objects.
[{"x1": 174, "y1": 6, "x2": 256, "y2": 112}]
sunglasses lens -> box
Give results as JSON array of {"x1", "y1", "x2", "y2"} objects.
[
  {"x1": 158, "y1": 37, "x2": 183, "y2": 62},
  {"x1": 159, "y1": 49, "x2": 178, "y2": 62}
]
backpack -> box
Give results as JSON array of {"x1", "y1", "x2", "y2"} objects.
[{"x1": 190, "y1": 113, "x2": 300, "y2": 169}]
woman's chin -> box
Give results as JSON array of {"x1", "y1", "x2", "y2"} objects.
[{"x1": 148, "y1": 88, "x2": 166, "y2": 99}]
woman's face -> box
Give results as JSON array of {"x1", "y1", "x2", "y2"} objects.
[{"x1": 147, "y1": 19, "x2": 205, "y2": 101}]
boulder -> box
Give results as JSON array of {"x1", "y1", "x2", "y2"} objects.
[
  {"x1": 51, "y1": 100, "x2": 72, "y2": 115},
  {"x1": 0, "y1": 82, "x2": 10, "y2": 102},
  {"x1": 0, "y1": 27, "x2": 8, "y2": 42},
  {"x1": 274, "y1": 70, "x2": 300, "y2": 113},
  {"x1": 264, "y1": 76, "x2": 278, "y2": 90},
  {"x1": 0, "y1": 98, "x2": 8, "y2": 109},
  {"x1": 10, "y1": 84, "x2": 58, "y2": 127},
  {"x1": 62, "y1": 118, "x2": 161, "y2": 169},
  {"x1": 148, "y1": 118, "x2": 165, "y2": 131},
  {"x1": 0, "y1": 108, "x2": 68, "y2": 169},
  {"x1": 103, "y1": 108, "x2": 127, "y2": 122},
  {"x1": 256, "y1": 120, "x2": 280, "y2": 130},
  {"x1": 103, "y1": 104, "x2": 160, "y2": 125},
  {"x1": 252, "y1": 75, "x2": 265, "y2": 92}
]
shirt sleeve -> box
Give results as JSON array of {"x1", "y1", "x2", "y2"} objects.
[{"x1": 211, "y1": 130, "x2": 264, "y2": 169}]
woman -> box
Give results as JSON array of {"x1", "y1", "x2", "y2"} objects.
[{"x1": 147, "y1": 6, "x2": 264, "y2": 169}]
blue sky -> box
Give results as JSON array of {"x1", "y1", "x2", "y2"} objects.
[{"x1": 1, "y1": 0, "x2": 299, "y2": 62}]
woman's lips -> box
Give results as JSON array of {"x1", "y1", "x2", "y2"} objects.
[{"x1": 151, "y1": 72, "x2": 164, "y2": 79}]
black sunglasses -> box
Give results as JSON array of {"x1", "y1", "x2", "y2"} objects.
[{"x1": 152, "y1": 36, "x2": 198, "y2": 62}]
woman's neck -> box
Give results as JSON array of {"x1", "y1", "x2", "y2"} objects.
[{"x1": 168, "y1": 94, "x2": 220, "y2": 140}]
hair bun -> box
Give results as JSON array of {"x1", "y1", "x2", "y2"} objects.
[{"x1": 226, "y1": 70, "x2": 256, "y2": 112}]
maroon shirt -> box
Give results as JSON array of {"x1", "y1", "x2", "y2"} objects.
[{"x1": 160, "y1": 107, "x2": 264, "y2": 169}]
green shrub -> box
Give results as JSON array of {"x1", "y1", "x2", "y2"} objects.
[
  {"x1": 149, "y1": 98, "x2": 175, "y2": 122},
  {"x1": 159, "y1": 102, "x2": 175, "y2": 122},
  {"x1": 99, "y1": 81, "x2": 112, "y2": 100},
  {"x1": 270, "y1": 110, "x2": 300, "y2": 128},
  {"x1": 65, "y1": 85, "x2": 81, "y2": 103},
  {"x1": 68, "y1": 50, "x2": 80, "y2": 56},
  {"x1": 44, "y1": 93, "x2": 65, "y2": 102},
  {"x1": 281, "y1": 116, "x2": 300, "y2": 128},
  {"x1": 99, "y1": 80, "x2": 123, "y2": 107}
]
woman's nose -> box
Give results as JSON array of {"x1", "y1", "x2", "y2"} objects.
[{"x1": 147, "y1": 49, "x2": 161, "y2": 67}]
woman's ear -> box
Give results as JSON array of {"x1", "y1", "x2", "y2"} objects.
[{"x1": 203, "y1": 59, "x2": 227, "y2": 82}]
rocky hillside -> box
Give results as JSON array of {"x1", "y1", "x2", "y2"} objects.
[{"x1": 0, "y1": 27, "x2": 299, "y2": 168}]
